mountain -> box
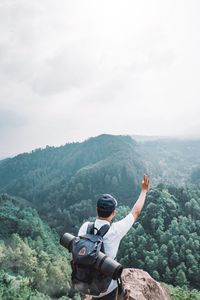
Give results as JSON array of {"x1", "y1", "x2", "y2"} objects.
[
  {"x1": 0, "y1": 135, "x2": 145, "y2": 231},
  {"x1": 0, "y1": 134, "x2": 200, "y2": 232},
  {"x1": 1, "y1": 134, "x2": 200, "y2": 209},
  {"x1": 0, "y1": 134, "x2": 200, "y2": 233},
  {"x1": 137, "y1": 138, "x2": 200, "y2": 185}
]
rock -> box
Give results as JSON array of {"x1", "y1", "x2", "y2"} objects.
[{"x1": 84, "y1": 268, "x2": 172, "y2": 300}]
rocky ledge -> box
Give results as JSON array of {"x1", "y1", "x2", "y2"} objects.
[{"x1": 84, "y1": 268, "x2": 172, "y2": 300}]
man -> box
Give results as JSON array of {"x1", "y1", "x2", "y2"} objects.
[{"x1": 78, "y1": 175, "x2": 150, "y2": 300}]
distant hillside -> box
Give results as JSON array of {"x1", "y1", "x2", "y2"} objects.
[
  {"x1": 137, "y1": 138, "x2": 200, "y2": 185},
  {"x1": 0, "y1": 135, "x2": 145, "y2": 227},
  {"x1": 0, "y1": 134, "x2": 200, "y2": 232}
]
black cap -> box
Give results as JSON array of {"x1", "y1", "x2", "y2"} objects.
[{"x1": 97, "y1": 194, "x2": 118, "y2": 212}]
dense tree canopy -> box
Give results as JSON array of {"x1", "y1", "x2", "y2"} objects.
[
  {"x1": 0, "y1": 194, "x2": 80, "y2": 300},
  {"x1": 117, "y1": 185, "x2": 200, "y2": 290}
]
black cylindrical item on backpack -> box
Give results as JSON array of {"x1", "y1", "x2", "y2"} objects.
[
  {"x1": 60, "y1": 232, "x2": 123, "y2": 280},
  {"x1": 96, "y1": 252, "x2": 123, "y2": 279},
  {"x1": 60, "y1": 232, "x2": 76, "y2": 252}
]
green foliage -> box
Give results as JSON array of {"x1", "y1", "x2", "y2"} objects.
[
  {"x1": 0, "y1": 271, "x2": 81, "y2": 300},
  {"x1": 164, "y1": 283, "x2": 200, "y2": 300},
  {"x1": 0, "y1": 194, "x2": 77, "y2": 299},
  {"x1": 0, "y1": 271, "x2": 51, "y2": 300},
  {"x1": 117, "y1": 186, "x2": 200, "y2": 290}
]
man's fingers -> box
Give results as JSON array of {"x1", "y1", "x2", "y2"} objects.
[
  {"x1": 143, "y1": 174, "x2": 150, "y2": 187},
  {"x1": 143, "y1": 174, "x2": 148, "y2": 182}
]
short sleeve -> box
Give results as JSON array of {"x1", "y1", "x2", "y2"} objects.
[
  {"x1": 111, "y1": 213, "x2": 135, "y2": 239},
  {"x1": 78, "y1": 221, "x2": 89, "y2": 236}
]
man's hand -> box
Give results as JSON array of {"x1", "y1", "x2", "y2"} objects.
[
  {"x1": 141, "y1": 174, "x2": 150, "y2": 192},
  {"x1": 132, "y1": 175, "x2": 150, "y2": 220}
]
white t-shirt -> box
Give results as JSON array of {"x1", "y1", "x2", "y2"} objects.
[{"x1": 78, "y1": 213, "x2": 135, "y2": 298}]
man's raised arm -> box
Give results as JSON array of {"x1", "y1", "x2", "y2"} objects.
[{"x1": 132, "y1": 175, "x2": 150, "y2": 221}]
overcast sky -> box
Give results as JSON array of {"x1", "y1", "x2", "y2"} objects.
[{"x1": 0, "y1": 0, "x2": 200, "y2": 158}]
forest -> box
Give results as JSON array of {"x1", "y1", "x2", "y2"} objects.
[{"x1": 0, "y1": 134, "x2": 200, "y2": 299}]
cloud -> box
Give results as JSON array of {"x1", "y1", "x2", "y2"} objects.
[
  {"x1": 0, "y1": 1, "x2": 37, "y2": 82},
  {"x1": 31, "y1": 45, "x2": 94, "y2": 96},
  {"x1": 0, "y1": 0, "x2": 200, "y2": 157},
  {"x1": 0, "y1": 109, "x2": 28, "y2": 129}
]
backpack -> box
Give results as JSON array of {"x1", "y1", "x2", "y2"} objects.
[{"x1": 71, "y1": 222, "x2": 113, "y2": 296}]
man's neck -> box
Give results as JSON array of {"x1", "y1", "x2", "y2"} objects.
[{"x1": 97, "y1": 217, "x2": 111, "y2": 222}]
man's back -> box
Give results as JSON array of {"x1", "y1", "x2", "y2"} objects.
[
  {"x1": 78, "y1": 213, "x2": 135, "y2": 298},
  {"x1": 79, "y1": 213, "x2": 135, "y2": 259}
]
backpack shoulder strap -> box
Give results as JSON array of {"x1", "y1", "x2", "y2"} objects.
[
  {"x1": 96, "y1": 224, "x2": 110, "y2": 237},
  {"x1": 117, "y1": 276, "x2": 123, "y2": 295},
  {"x1": 87, "y1": 222, "x2": 95, "y2": 234}
]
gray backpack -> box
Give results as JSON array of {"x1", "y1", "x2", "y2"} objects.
[{"x1": 71, "y1": 222, "x2": 112, "y2": 295}]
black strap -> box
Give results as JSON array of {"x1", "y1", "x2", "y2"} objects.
[
  {"x1": 87, "y1": 222, "x2": 95, "y2": 234},
  {"x1": 96, "y1": 224, "x2": 110, "y2": 237},
  {"x1": 117, "y1": 276, "x2": 123, "y2": 295},
  {"x1": 87, "y1": 223, "x2": 110, "y2": 237}
]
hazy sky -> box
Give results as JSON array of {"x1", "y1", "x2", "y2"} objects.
[{"x1": 0, "y1": 0, "x2": 200, "y2": 158}]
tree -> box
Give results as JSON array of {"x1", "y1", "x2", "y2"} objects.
[{"x1": 175, "y1": 270, "x2": 188, "y2": 287}]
